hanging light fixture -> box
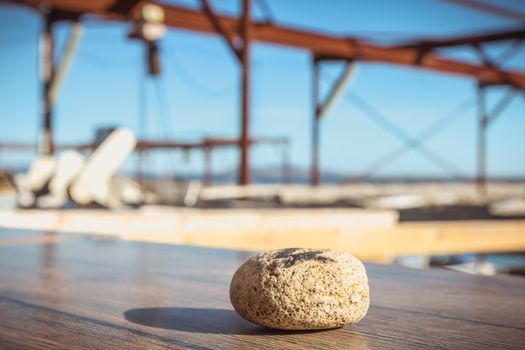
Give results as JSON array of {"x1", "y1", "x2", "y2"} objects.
[{"x1": 128, "y1": 4, "x2": 167, "y2": 76}]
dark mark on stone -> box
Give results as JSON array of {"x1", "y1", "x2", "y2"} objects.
[{"x1": 272, "y1": 248, "x2": 335, "y2": 268}]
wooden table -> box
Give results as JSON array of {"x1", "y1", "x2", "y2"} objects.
[{"x1": 0, "y1": 228, "x2": 523, "y2": 349}]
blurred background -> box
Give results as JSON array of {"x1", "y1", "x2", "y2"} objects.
[{"x1": 1, "y1": 0, "x2": 525, "y2": 275}]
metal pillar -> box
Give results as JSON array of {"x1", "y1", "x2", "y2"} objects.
[
  {"x1": 41, "y1": 15, "x2": 55, "y2": 155},
  {"x1": 239, "y1": 0, "x2": 251, "y2": 185},
  {"x1": 476, "y1": 83, "x2": 488, "y2": 195},
  {"x1": 137, "y1": 149, "x2": 145, "y2": 185},
  {"x1": 49, "y1": 21, "x2": 83, "y2": 105},
  {"x1": 310, "y1": 58, "x2": 320, "y2": 186},
  {"x1": 203, "y1": 147, "x2": 212, "y2": 186},
  {"x1": 281, "y1": 143, "x2": 291, "y2": 184}
]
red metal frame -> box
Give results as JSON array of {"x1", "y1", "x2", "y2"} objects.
[
  {"x1": 41, "y1": 14, "x2": 55, "y2": 155},
  {"x1": 396, "y1": 29, "x2": 525, "y2": 50},
  {"x1": 310, "y1": 58, "x2": 320, "y2": 186},
  {"x1": 8, "y1": 0, "x2": 525, "y2": 187},
  {"x1": 440, "y1": 0, "x2": 525, "y2": 26},
  {"x1": 239, "y1": 0, "x2": 252, "y2": 185}
]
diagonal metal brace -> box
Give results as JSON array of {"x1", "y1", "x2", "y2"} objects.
[
  {"x1": 318, "y1": 61, "x2": 357, "y2": 118},
  {"x1": 472, "y1": 43, "x2": 496, "y2": 69},
  {"x1": 472, "y1": 44, "x2": 517, "y2": 87},
  {"x1": 487, "y1": 87, "x2": 518, "y2": 125},
  {"x1": 201, "y1": 0, "x2": 242, "y2": 62}
]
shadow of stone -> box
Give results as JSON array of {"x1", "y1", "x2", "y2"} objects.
[{"x1": 124, "y1": 307, "x2": 339, "y2": 335}]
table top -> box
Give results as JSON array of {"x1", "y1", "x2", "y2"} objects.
[{"x1": 0, "y1": 228, "x2": 524, "y2": 349}]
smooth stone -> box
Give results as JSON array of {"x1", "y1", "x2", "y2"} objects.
[{"x1": 229, "y1": 248, "x2": 370, "y2": 330}]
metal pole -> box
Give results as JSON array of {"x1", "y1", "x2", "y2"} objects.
[
  {"x1": 281, "y1": 142, "x2": 291, "y2": 184},
  {"x1": 476, "y1": 83, "x2": 488, "y2": 196},
  {"x1": 203, "y1": 147, "x2": 212, "y2": 186},
  {"x1": 318, "y1": 61, "x2": 356, "y2": 118},
  {"x1": 239, "y1": 0, "x2": 251, "y2": 185},
  {"x1": 137, "y1": 150, "x2": 145, "y2": 185},
  {"x1": 311, "y1": 58, "x2": 320, "y2": 186},
  {"x1": 49, "y1": 21, "x2": 83, "y2": 105},
  {"x1": 41, "y1": 15, "x2": 55, "y2": 155}
]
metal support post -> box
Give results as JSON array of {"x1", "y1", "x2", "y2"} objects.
[
  {"x1": 476, "y1": 83, "x2": 488, "y2": 196},
  {"x1": 41, "y1": 15, "x2": 55, "y2": 155},
  {"x1": 310, "y1": 58, "x2": 320, "y2": 186},
  {"x1": 203, "y1": 147, "x2": 212, "y2": 186},
  {"x1": 281, "y1": 143, "x2": 291, "y2": 184},
  {"x1": 239, "y1": 0, "x2": 251, "y2": 185}
]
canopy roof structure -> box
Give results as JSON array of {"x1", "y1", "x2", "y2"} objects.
[
  {"x1": 4, "y1": 0, "x2": 525, "y2": 189},
  {"x1": 12, "y1": 0, "x2": 525, "y2": 86}
]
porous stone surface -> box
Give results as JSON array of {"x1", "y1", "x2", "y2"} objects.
[{"x1": 229, "y1": 248, "x2": 369, "y2": 330}]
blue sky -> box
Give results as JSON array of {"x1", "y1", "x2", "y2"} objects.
[{"x1": 1, "y1": 0, "x2": 524, "y2": 179}]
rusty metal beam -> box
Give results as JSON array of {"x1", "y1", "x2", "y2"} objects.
[
  {"x1": 107, "y1": 0, "x2": 144, "y2": 14},
  {"x1": 0, "y1": 137, "x2": 287, "y2": 153},
  {"x1": 135, "y1": 137, "x2": 282, "y2": 150},
  {"x1": 154, "y1": 4, "x2": 525, "y2": 88},
  {"x1": 310, "y1": 58, "x2": 357, "y2": 186},
  {"x1": 397, "y1": 28, "x2": 525, "y2": 50},
  {"x1": 0, "y1": 137, "x2": 287, "y2": 152},
  {"x1": 12, "y1": 1, "x2": 525, "y2": 87},
  {"x1": 310, "y1": 58, "x2": 320, "y2": 186},
  {"x1": 202, "y1": 136, "x2": 287, "y2": 146},
  {"x1": 41, "y1": 14, "x2": 55, "y2": 155},
  {"x1": 476, "y1": 83, "x2": 488, "y2": 195},
  {"x1": 239, "y1": 0, "x2": 251, "y2": 185},
  {"x1": 200, "y1": 0, "x2": 241, "y2": 62},
  {"x1": 199, "y1": 0, "x2": 250, "y2": 185},
  {"x1": 32, "y1": 7, "x2": 83, "y2": 156},
  {"x1": 49, "y1": 21, "x2": 83, "y2": 105},
  {"x1": 440, "y1": 0, "x2": 525, "y2": 26},
  {"x1": 318, "y1": 61, "x2": 356, "y2": 118}
]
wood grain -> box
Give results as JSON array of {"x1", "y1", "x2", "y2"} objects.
[
  {"x1": 0, "y1": 228, "x2": 524, "y2": 349},
  {"x1": 2, "y1": 210, "x2": 525, "y2": 263}
]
